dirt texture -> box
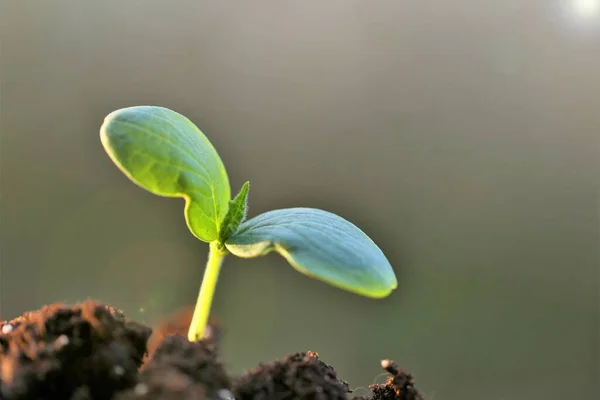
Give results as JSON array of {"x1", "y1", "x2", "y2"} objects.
[
  {"x1": 233, "y1": 350, "x2": 350, "y2": 400},
  {"x1": 0, "y1": 300, "x2": 151, "y2": 400},
  {"x1": 0, "y1": 301, "x2": 424, "y2": 400},
  {"x1": 355, "y1": 359, "x2": 424, "y2": 400},
  {"x1": 117, "y1": 335, "x2": 231, "y2": 400},
  {"x1": 143, "y1": 306, "x2": 221, "y2": 364}
]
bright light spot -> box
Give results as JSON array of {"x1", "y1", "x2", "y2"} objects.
[
  {"x1": 558, "y1": 0, "x2": 600, "y2": 33},
  {"x1": 570, "y1": 0, "x2": 600, "y2": 19},
  {"x1": 55, "y1": 334, "x2": 70, "y2": 348},
  {"x1": 134, "y1": 383, "x2": 148, "y2": 396},
  {"x1": 113, "y1": 365, "x2": 125, "y2": 376},
  {"x1": 217, "y1": 389, "x2": 235, "y2": 400}
]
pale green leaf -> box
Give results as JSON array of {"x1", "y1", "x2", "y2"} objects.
[
  {"x1": 225, "y1": 208, "x2": 397, "y2": 298},
  {"x1": 100, "y1": 106, "x2": 230, "y2": 242}
]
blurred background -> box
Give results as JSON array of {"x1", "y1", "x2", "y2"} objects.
[{"x1": 1, "y1": 1, "x2": 598, "y2": 398}]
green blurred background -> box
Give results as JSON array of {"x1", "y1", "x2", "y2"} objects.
[{"x1": 1, "y1": 1, "x2": 598, "y2": 398}]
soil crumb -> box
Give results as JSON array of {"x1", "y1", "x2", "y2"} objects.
[
  {"x1": 143, "y1": 306, "x2": 221, "y2": 365},
  {"x1": 233, "y1": 350, "x2": 350, "y2": 400},
  {"x1": 1, "y1": 302, "x2": 426, "y2": 400},
  {"x1": 0, "y1": 300, "x2": 151, "y2": 400},
  {"x1": 358, "y1": 359, "x2": 424, "y2": 400},
  {"x1": 117, "y1": 334, "x2": 231, "y2": 400}
]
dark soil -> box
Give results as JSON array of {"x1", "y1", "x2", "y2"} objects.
[
  {"x1": 0, "y1": 300, "x2": 151, "y2": 400},
  {"x1": 359, "y1": 360, "x2": 424, "y2": 400},
  {"x1": 233, "y1": 351, "x2": 350, "y2": 400},
  {"x1": 0, "y1": 300, "x2": 425, "y2": 400},
  {"x1": 143, "y1": 306, "x2": 221, "y2": 364}
]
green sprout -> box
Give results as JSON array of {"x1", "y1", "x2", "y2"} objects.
[{"x1": 100, "y1": 106, "x2": 398, "y2": 342}]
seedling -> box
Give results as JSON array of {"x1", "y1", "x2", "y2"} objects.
[{"x1": 100, "y1": 106, "x2": 398, "y2": 342}]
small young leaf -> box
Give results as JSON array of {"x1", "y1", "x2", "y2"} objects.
[
  {"x1": 225, "y1": 208, "x2": 397, "y2": 298},
  {"x1": 100, "y1": 106, "x2": 231, "y2": 242},
  {"x1": 218, "y1": 181, "x2": 250, "y2": 244}
]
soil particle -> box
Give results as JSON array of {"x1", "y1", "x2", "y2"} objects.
[
  {"x1": 116, "y1": 335, "x2": 231, "y2": 400},
  {"x1": 233, "y1": 350, "x2": 351, "y2": 400},
  {"x1": 143, "y1": 306, "x2": 221, "y2": 365},
  {"x1": 1, "y1": 302, "x2": 426, "y2": 400},
  {"x1": 358, "y1": 359, "x2": 424, "y2": 400},
  {"x1": 0, "y1": 300, "x2": 151, "y2": 400}
]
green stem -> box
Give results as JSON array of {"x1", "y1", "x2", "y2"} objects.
[{"x1": 188, "y1": 241, "x2": 227, "y2": 342}]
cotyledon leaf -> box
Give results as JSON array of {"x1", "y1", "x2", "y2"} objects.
[
  {"x1": 100, "y1": 106, "x2": 231, "y2": 242},
  {"x1": 225, "y1": 208, "x2": 397, "y2": 298}
]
